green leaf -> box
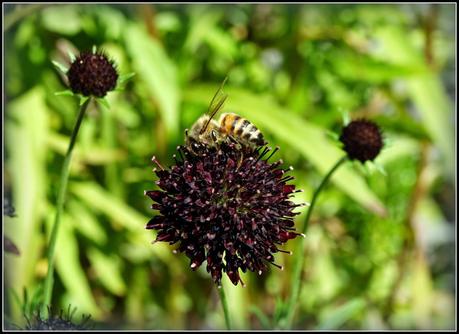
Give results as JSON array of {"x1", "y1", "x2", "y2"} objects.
[
  {"x1": 29, "y1": 284, "x2": 44, "y2": 314},
  {"x1": 372, "y1": 161, "x2": 387, "y2": 176},
  {"x1": 92, "y1": 45, "x2": 97, "y2": 54},
  {"x1": 117, "y1": 72, "x2": 136, "y2": 85},
  {"x1": 52, "y1": 60, "x2": 68, "y2": 74},
  {"x1": 87, "y1": 247, "x2": 126, "y2": 296},
  {"x1": 273, "y1": 296, "x2": 287, "y2": 327},
  {"x1": 41, "y1": 6, "x2": 82, "y2": 35},
  {"x1": 124, "y1": 24, "x2": 180, "y2": 141},
  {"x1": 79, "y1": 95, "x2": 89, "y2": 106},
  {"x1": 71, "y1": 182, "x2": 147, "y2": 231},
  {"x1": 97, "y1": 97, "x2": 110, "y2": 110},
  {"x1": 341, "y1": 109, "x2": 350, "y2": 126},
  {"x1": 373, "y1": 26, "x2": 454, "y2": 178},
  {"x1": 317, "y1": 298, "x2": 366, "y2": 329},
  {"x1": 22, "y1": 288, "x2": 29, "y2": 316},
  {"x1": 9, "y1": 288, "x2": 22, "y2": 313},
  {"x1": 70, "y1": 182, "x2": 175, "y2": 265},
  {"x1": 5, "y1": 88, "x2": 49, "y2": 304},
  {"x1": 54, "y1": 89, "x2": 74, "y2": 96},
  {"x1": 184, "y1": 85, "x2": 387, "y2": 216},
  {"x1": 249, "y1": 305, "x2": 271, "y2": 329},
  {"x1": 67, "y1": 50, "x2": 76, "y2": 63},
  {"x1": 46, "y1": 132, "x2": 127, "y2": 165},
  {"x1": 67, "y1": 200, "x2": 107, "y2": 244},
  {"x1": 330, "y1": 48, "x2": 424, "y2": 83}
]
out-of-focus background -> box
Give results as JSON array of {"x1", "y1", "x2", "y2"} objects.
[{"x1": 3, "y1": 3, "x2": 456, "y2": 330}]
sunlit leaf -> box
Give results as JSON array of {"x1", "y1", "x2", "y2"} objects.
[
  {"x1": 67, "y1": 49, "x2": 76, "y2": 62},
  {"x1": 5, "y1": 88, "x2": 48, "y2": 312},
  {"x1": 70, "y1": 182, "x2": 174, "y2": 264},
  {"x1": 87, "y1": 247, "x2": 126, "y2": 296},
  {"x1": 117, "y1": 72, "x2": 136, "y2": 85},
  {"x1": 79, "y1": 95, "x2": 89, "y2": 106},
  {"x1": 317, "y1": 298, "x2": 366, "y2": 329},
  {"x1": 373, "y1": 26, "x2": 454, "y2": 178},
  {"x1": 51, "y1": 60, "x2": 68, "y2": 74},
  {"x1": 54, "y1": 89, "x2": 74, "y2": 96},
  {"x1": 67, "y1": 200, "x2": 107, "y2": 244},
  {"x1": 97, "y1": 97, "x2": 110, "y2": 110},
  {"x1": 249, "y1": 305, "x2": 271, "y2": 329},
  {"x1": 41, "y1": 5, "x2": 82, "y2": 35},
  {"x1": 124, "y1": 24, "x2": 180, "y2": 141}
]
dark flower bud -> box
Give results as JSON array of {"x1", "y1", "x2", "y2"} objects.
[
  {"x1": 22, "y1": 307, "x2": 92, "y2": 330},
  {"x1": 339, "y1": 119, "x2": 383, "y2": 163},
  {"x1": 67, "y1": 51, "x2": 118, "y2": 97},
  {"x1": 145, "y1": 140, "x2": 303, "y2": 286},
  {"x1": 3, "y1": 195, "x2": 16, "y2": 217}
]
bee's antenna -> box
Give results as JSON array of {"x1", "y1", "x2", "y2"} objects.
[{"x1": 200, "y1": 77, "x2": 229, "y2": 135}]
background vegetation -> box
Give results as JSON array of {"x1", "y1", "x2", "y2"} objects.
[{"x1": 3, "y1": 3, "x2": 455, "y2": 330}]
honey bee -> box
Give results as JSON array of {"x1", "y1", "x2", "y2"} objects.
[{"x1": 186, "y1": 79, "x2": 266, "y2": 148}]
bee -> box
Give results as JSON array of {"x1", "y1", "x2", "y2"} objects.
[{"x1": 186, "y1": 79, "x2": 266, "y2": 149}]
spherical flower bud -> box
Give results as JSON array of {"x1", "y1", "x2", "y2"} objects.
[
  {"x1": 339, "y1": 119, "x2": 383, "y2": 163},
  {"x1": 67, "y1": 51, "x2": 118, "y2": 97},
  {"x1": 145, "y1": 140, "x2": 303, "y2": 286}
]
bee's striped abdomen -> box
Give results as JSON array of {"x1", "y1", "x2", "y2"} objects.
[
  {"x1": 243, "y1": 124, "x2": 264, "y2": 146},
  {"x1": 221, "y1": 113, "x2": 239, "y2": 135},
  {"x1": 219, "y1": 113, "x2": 265, "y2": 147}
]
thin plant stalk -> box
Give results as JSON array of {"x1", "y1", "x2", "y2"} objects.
[
  {"x1": 218, "y1": 285, "x2": 232, "y2": 330},
  {"x1": 41, "y1": 98, "x2": 91, "y2": 315},
  {"x1": 283, "y1": 156, "x2": 348, "y2": 328}
]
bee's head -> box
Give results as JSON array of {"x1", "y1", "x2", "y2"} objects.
[{"x1": 188, "y1": 115, "x2": 210, "y2": 139}]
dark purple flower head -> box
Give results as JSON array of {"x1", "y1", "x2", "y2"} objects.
[
  {"x1": 145, "y1": 139, "x2": 303, "y2": 286},
  {"x1": 339, "y1": 119, "x2": 383, "y2": 163},
  {"x1": 23, "y1": 307, "x2": 92, "y2": 330},
  {"x1": 67, "y1": 51, "x2": 118, "y2": 97}
]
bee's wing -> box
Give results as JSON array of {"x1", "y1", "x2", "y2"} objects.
[{"x1": 200, "y1": 77, "x2": 228, "y2": 135}]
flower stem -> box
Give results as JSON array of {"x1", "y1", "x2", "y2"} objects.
[
  {"x1": 41, "y1": 98, "x2": 91, "y2": 315},
  {"x1": 283, "y1": 156, "x2": 348, "y2": 328},
  {"x1": 218, "y1": 285, "x2": 232, "y2": 330}
]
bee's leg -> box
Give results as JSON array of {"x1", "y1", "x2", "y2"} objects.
[
  {"x1": 210, "y1": 130, "x2": 219, "y2": 143},
  {"x1": 184, "y1": 129, "x2": 190, "y2": 145},
  {"x1": 228, "y1": 135, "x2": 238, "y2": 144}
]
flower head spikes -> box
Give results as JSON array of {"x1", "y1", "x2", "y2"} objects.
[
  {"x1": 67, "y1": 50, "x2": 118, "y2": 98},
  {"x1": 23, "y1": 306, "x2": 92, "y2": 330},
  {"x1": 339, "y1": 119, "x2": 384, "y2": 163},
  {"x1": 145, "y1": 138, "x2": 303, "y2": 286}
]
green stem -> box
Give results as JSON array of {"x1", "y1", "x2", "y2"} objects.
[
  {"x1": 218, "y1": 285, "x2": 232, "y2": 330},
  {"x1": 41, "y1": 98, "x2": 91, "y2": 315},
  {"x1": 283, "y1": 156, "x2": 348, "y2": 328}
]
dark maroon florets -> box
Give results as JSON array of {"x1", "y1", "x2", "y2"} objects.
[
  {"x1": 67, "y1": 51, "x2": 118, "y2": 97},
  {"x1": 145, "y1": 140, "x2": 302, "y2": 286},
  {"x1": 339, "y1": 119, "x2": 383, "y2": 163},
  {"x1": 23, "y1": 307, "x2": 92, "y2": 330}
]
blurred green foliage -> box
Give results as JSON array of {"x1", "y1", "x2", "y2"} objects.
[{"x1": 4, "y1": 4, "x2": 455, "y2": 330}]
